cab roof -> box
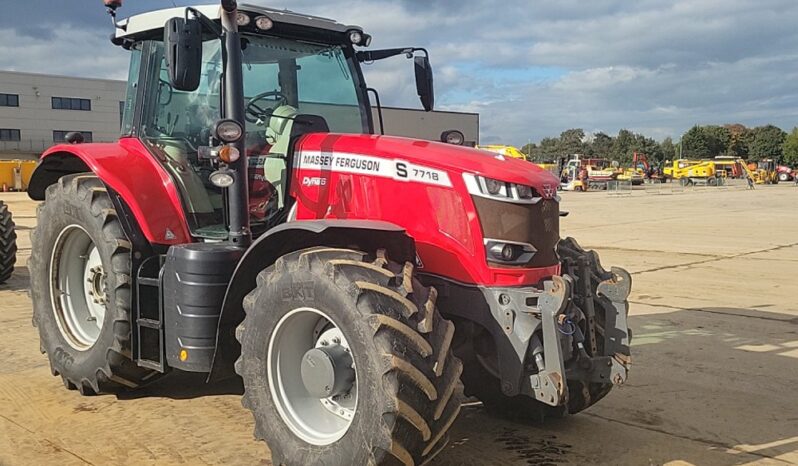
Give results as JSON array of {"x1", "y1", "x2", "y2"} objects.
[{"x1": 116, "y1": 3, "x2": 361, "y2": 39}]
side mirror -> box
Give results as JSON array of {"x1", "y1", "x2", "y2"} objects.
[
  {"x1": 164, "y1": 17, "x2": 202, "y2": 92},
  {"x1": 414, "y1": 55, "x2": 434, "y2": 112}
]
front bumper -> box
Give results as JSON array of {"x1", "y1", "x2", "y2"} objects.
[{"x1": 479, "y1": 268, "x2": 631, "y2": 406}]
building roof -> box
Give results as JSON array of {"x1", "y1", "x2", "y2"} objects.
[{"x1": 116, "y1": 3, "x2": 361, "y2": 39}]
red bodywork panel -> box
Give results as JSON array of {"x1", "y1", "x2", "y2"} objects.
[
  {"x1": 41, "y1": 138, "x2": 191, "y2": 245},
  {"x1": 43, "y1": 133, "x2": 562, "y2": 287},
  {"x1": 291, "y1": 133, "x2": 562, "y2": 286}
]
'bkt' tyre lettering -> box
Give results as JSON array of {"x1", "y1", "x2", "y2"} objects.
[{"x1": 281, "y1": 281, "x2": 315, "y2": 301}]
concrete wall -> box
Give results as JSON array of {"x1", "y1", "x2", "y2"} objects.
[
  {"x1": 0, "y1": 70, "x2": 478, "y2": 157},
  {"x1": 0, "y1": 71, "x2": 126, "y2": 155}
]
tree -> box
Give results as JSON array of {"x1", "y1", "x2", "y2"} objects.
[
  {"x1": 559, "y1": 128, "x2": 585, "y2": 155},
  {"x1": 539, "y1": 137, "x2": 560, "y2": 159},
  {"x1": 520, "y1": 142, "x2": 542, "y2": 161},
  {"x1": 611, "y1": 129, "x2": 635, "y2": 162},
  {"x1": 659, "y1": 137, "x2": 676, "y2": 163},
  {"x1": 724, "y1": 123, "x2": 749, "y2": 158},
  {"x1": 748, "y1": 125, "x2": 786, "y2": 162},
  {"x1": 590, "y1": 132, "x2": 614, "y2": 157},
  {"x1": 681, "y1": 125, "x2": 709, "y2": 158},
  {"x1": 781, "y1": 127, "x2": 798, "y2": 166},
  {"x1": 703, "y1": 125, "x2": 731, "y2": 157}
]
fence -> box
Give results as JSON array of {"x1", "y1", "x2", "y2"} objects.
[{"x1": 607, "y1": 180, "x2": 632, "y2": 196}]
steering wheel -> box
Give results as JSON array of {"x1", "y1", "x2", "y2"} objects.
[{"x1": 245, "y1": 91, "x2": 289, "y2": 124}]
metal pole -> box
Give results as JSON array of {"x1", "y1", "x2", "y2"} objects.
[{"x1": 220, "y1": 0, "x2": 251, "y2": 247}]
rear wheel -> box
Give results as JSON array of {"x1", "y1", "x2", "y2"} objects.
[
  {"x1": 0, "y1": 200, "x2": 16, "y2": 284},
  {"x1": 29, "y1": 174, "x2": 159, "y2": 394},
  {"x1": 778, "y1": 172, "x2": 789, "y2": 182},
  {"x1": 235, "y1": 247, "x2": 462, "y2": 465}
]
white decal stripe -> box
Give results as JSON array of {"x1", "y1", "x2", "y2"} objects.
[{"x1": 297, "y1": 150, "x2": 453, "y2": 188}]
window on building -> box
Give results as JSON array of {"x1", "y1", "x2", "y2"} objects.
[
  {"x1": 0, "y1": 94, "x2": 19, "y2": 107},
  {"x1": 52, "y1": 97, "x2": 91, "y2": 111},
  {"x1": 0, "y1": 129, "x2": 21, "y2": 141},
  {"x1": 53, "y1": 131, "x2": 93, "y2": 143}
]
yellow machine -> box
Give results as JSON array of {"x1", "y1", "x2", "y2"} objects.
[
  {"x1": 477, "y1": 145, "x2": 560, "y2": 178},
  {"x1": 740, "y1": 158, "x2": 779, "y2": 184},
  {"x1": 0, "y1": 160, "x2": 37, "y2": 191},
  {"x1": 477, "y1": 145, "x2": 530, "y2": 161},
  {"x1": 617, "y1": 168, "x2": 644, "y2": 185},
  {"x1": 663, "y1": 159, "x2": 721, "y2": 185}
]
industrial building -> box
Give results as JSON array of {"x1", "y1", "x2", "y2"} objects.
[{"x1": 0, "y1": 70, "x2": 478, "y2": 158}]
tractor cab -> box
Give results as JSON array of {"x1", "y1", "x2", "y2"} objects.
[{"x1": 114, "y1": 4, "x2": 432, "y2": 240}]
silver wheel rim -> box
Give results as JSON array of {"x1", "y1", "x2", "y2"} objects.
[
  {"x1": 49, "y1": 225, "x2": 108, "y2": 351},
  {"x1": 268, "y1": 307, "x2": 358, "y2": 445}
]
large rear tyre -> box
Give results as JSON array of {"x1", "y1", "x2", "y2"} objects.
[
  {"x1": 0, "y1": 200, "x2": 16, "y2": 284},
  {"x1": 235, "y1": 247, "x2": 462, "y2": 466},
  {"x1": 29, "y1": 174, "x2": 159, "y2": 394}
]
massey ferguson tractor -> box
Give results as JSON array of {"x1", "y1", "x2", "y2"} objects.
[
  {"x1": 25, "y1": 2, "x2": 631, "y2": 464},
  {"x1": 0, "y1": 200, "x2": 15, "y2": 284}
]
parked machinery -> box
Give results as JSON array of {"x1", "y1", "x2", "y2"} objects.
[
  {"x1": 24, "y1": 2, "x2": 632, "y2": 464},
  {"x1": 663, "y1": 159, "x2": 722, "y2": 185}
]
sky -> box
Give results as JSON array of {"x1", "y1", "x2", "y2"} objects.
[{"x1": 1, "y1": 0, "x2": 797, "y2": 145}]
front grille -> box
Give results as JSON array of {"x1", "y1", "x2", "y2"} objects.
[{"x1": 472, "y1": 197, "x2": 560, "y2": 267}]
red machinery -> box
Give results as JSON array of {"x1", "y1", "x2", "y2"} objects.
[{"x1": 24, "y1": 2, "x2": 631, "y2": 464}]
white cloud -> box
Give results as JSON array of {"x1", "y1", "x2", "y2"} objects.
[{"x1": 2, "y1": 0, "x2": 798, "y2": 145}]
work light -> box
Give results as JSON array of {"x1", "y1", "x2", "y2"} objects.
[
  {"x1": 214, "y1": 119, "x2": 244, "y2": 143},
  {"x1": 255, "y1": 16, "x2": 274, "y2": 31},
  {"x1": 209, "y1": 169, "x2": 235, "y2": 188},
  {"x1": 236, "y1": 12, "x2": 251, "y2": 26}
]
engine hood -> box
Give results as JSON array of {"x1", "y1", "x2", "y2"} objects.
[{"x1": 295, "y1": 133, "x2": 560, "y2": 191}]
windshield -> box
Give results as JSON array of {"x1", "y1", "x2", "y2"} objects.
[{"x1": 137, "y1": 35, "x2": 368, "y2": 238}]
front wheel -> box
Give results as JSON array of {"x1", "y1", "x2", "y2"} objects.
[
  {"x1": 778, "y1": 173, "x2": 789, "y2": 182},
  {"x1": 235, "y1": 247, "x2": 462, "y2": 466}
]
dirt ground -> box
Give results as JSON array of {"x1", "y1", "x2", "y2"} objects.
[{"x1": 1, "y1": 183, "x2": 796, "y2": 466}]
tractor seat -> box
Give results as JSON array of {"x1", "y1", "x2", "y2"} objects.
[{"x1": 262, "y1": 106, "x2": 330, "y2": 210}]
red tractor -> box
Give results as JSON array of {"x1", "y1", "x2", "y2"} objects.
[{"x1": 26, "y1": 2, "x2": 631, "y2": 464}]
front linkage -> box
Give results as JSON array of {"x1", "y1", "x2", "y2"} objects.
[
  {"x1": 479, "y1": 237, "x2": 632, "y2": 411},
  {"x1": 549, "y1": 237, "x2": 632, "y2": 413}
]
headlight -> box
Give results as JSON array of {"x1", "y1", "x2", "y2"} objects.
[
  {"x1": 214, "y1": 119, "x2": 244, "y2": 143},
  {"x1": 209, "y1": 169, "x2": 235, "y2": 188},
  {"x1": 485, "y1": 239, "x2": 537, "y2": 265},
  {"x1": 462, "y1": 173, "x2": 542, "y2": 204}
]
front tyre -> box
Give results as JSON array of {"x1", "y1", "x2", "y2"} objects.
[
  {"x1": 235, "y1": 247, "x2": 463, "y2": 466},
  {"x1": 29, "y1": 174, "x2": 159, "y2": 394}
]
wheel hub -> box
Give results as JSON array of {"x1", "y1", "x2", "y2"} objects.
[
  {"x1": 86, "y1": 264, "x2": 107, "y2": 305},
  {"x1": 301, "y1": 345, "x2": 354, "y2": 399},
  {"x1": 267, "y1": 309, "x2": 359, "y2": 445}
]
